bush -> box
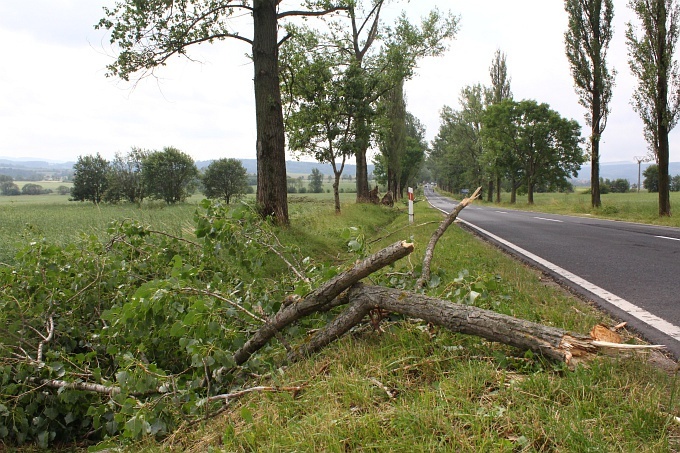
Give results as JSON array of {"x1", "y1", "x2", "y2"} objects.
[
  {"x1": 21, "y1": 183, "x2": 51, "y2": 195},
  {"x1": 0, "y1": 181, "x2": 20, "y2": 196},
  {"x1": 56, "y1": 185, "x2": 71, "y2": 195}
]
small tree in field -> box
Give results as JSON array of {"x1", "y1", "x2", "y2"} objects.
[
  {"x1": 21, "y1": 184, "x2": 50, "y2": 195},
  {"x1": 308, "y1": 168, "x2": 324, "y2": 193},
  {"x1": 672, "y1": 174, "x2": 680, "y2": 191},
  {"x1": 70, "y1": 153, "x2": 110, "y2": 204},
  {"x1": 644, "y1": 164, "x2": 660, "y2": 192},
  {"x1": 105, "y1": 148, "x2": 148, "y2": 204},
  {"x1": 0, "y1": 181, "x2": 20, "y2": 196},
  {"x1": 142, "y1": 147, "x2": 198, "y2": 204},
  {"x1": 202, "y1": 158, "x2": 249, "y2": 204}
]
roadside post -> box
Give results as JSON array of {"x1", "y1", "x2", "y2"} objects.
[{"x1": 408, "y1": 187, "x2": 414, "y2": 224}]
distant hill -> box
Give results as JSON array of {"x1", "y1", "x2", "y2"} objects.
[
  {"x1": 574, "y1": 161, "x2": 680, "y2": 185},
  {"x1": 0, "y1": 157, "x2": 372, "y2": 181},
  {"x1": 0, "y1": 158, "x2": 75, "y2": 181},
  {"x1": 0, "y1": 159, "x2": 74, "y2": 170},
  {"x1": 197, "y1": 159, "x2": 374, "y2": 176}
]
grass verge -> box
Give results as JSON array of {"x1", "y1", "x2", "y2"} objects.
[{"x1": 115, "y1": 198, "x2": 679, "y2": 453}]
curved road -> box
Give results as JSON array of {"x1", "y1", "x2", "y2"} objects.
[{"x1": 424, "y1": 185, "x2": 680, "y2": 358}]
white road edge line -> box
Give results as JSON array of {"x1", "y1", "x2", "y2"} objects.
[
  {"x1": 534, "y1": 217, "x2": 563, "y2": 223},
  {"x1": 656, "y1": 235, "x2": 680, "y2": 242},
  {"x1": 426, "y1": 197, "x2": 680, "y2": 341}
]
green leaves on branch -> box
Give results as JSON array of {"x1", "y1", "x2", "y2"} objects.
[{"x1": 0, "y1": 201, "x2": 332, "y2": 446}]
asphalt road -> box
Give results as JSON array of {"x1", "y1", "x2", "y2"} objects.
[{"x1": 424, "y1": 185, "x2": 680, "y2": 358}]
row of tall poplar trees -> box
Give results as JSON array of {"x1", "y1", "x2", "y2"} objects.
[{"x1": 566, "y1": 0, "x2": 680, "y2": 216}]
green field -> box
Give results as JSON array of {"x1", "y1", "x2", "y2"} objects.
[{"x1": 1, "y1": 190, "x2": 678, "y2": 451}]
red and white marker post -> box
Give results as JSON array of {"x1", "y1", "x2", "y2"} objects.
[{"x1": 408, "y1": 187, "x2": 414, "y2": 224}]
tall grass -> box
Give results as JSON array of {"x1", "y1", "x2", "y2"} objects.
[{"x1": 0, "y1": 199, "x2": 200, "y2": 264}]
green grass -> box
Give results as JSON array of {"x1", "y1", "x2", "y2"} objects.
[
  {"x1": 0, "y1": 198, "x2": 201, "y2": 264},
  {"x1": 3, "y1": 194, "x2": 679, "y2": 452},
  {"x1": 120, "y1": 199, "x2": 677, "y2": 453}
]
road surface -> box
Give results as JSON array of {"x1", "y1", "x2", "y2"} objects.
[{"x1": 424, "y1": 185, "x2": 680, "y2": 358}]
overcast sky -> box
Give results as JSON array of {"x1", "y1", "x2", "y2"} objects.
[{"x1": 1, "y1": 0, "x2": 679, "y2": 164}]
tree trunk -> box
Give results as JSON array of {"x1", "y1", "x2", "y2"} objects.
[
  {"x1": 591, "y1": 92, "x2": 602, "y2": 208},
  {"x1": 333, "y1": 175, "x2": 341, "y2": 214},
  {"x1": 659, "y1": 128, "x2": 671, "y2": 216},
  {"x1": 656, "y1": 0, "x2": 671, "y2": 217},
  {"x1": 355, "y1": 113, "x2": 371, "y2": 202},
  {"x1": 487, "y1": 179, "x2": 493, "y2": 202},
  {"x1": 294, "y1": 284, "x2": 598, "y2": 365},
  {"x1": 253, "y1": 0, "x2": 289, "y2": 225},
  {"x1": 527, "y1": 180, "x2": 535, "y2": 204},
  {"x1": 510, "y1": 178, "x2": 517, "y2": 203},
  {"x1": 356, "y1": 147, "x2": 370, "y2": 202},
  {"x1": 495, "y1": 175, "x2": 501, "y2": 203}
]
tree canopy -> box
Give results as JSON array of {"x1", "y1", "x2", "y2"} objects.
[
  {"x1": 142, "y1": 147, "x2": 198, "y2": 204},
  {"x1": 482, "y1": 99, "x2": 585, "y2": 204},
  {"x1": 626, "y1": 0, "x2": 680, "y2": 216},
  {"x1": 70, "y1": 153, "x2": 110, "y2": 204},
  {"x1": 202, "y1": 158, "x2": 250, "y2": 204}
]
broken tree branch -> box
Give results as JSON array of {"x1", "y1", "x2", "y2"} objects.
[
  {"x1": 233, "y1": 240, "x2": 415, "y2": 365},
  {"x1": 417, "y1": 187, "x2": 481, "y2": 288},
  {"x1": 297, "y1": 283, "x2": 603, "y2": 365}
]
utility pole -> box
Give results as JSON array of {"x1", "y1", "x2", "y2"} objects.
[{"x1": 634, "y1": 156, "x2": 651, "y2": 192}]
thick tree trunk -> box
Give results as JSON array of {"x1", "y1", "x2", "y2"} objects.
[
  {"x1": 295, "y1": 284, "x2": 598, "y2": 364},
  {"x1": 253, "y1": 0, "x2": 289, "y2": 224},
  {"x1": 659, "y1": 129, "x2": 672, "y2": 216},
  {"x1": 495, "y1": 175, "x2": 501, "y2": 203},
  {"x1": 355, "y1": 113, "x2": 371, "y2": 202},
  {"x1": 333, "y1": 175, "x2": 341, "y2": 214},
  {"x1": 356, "y1": 148, "x2": 370, "y2": 202},
  {"x1": 487, "y1": 180, "x2": 493, "y2": 202},
  {"x1": 591, "y1": 93, "x2": 602, "y2": 208}
]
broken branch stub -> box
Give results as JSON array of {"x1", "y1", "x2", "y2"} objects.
[{"x1": 417, "y1": 187, "x2": 481, "y2": 288}]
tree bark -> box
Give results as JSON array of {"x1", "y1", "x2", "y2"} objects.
[
  {"x1": 591, "y1": 93, "x2": 602, "y2": 208},
  {"x1": 295, "y1": 284, "x2": 598, "y2": 364},
  {"x1": 253, "y1": 0, "x2": 289, "y2": 224},
  {"x1": 233, "y1": 240, "x2": 415, "y2": 365},
  {"x1": 495, "y1": 175, "x2": 501, "y2": 203},
  {"x1": 355, "y1": 118, "x2": 371, "y2": 202},
  {"x1": 656, "y1": 0, "x2": 672, "y2": 217},
  {"x1": 659, "y1": 129, "x2": 672, "y2": 216}
]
